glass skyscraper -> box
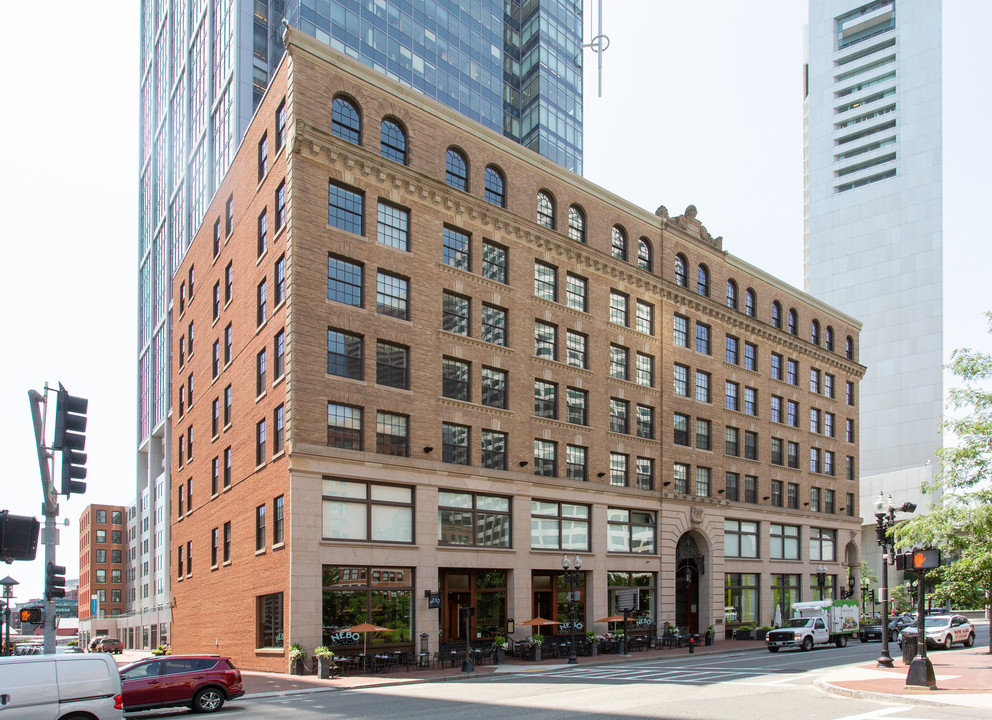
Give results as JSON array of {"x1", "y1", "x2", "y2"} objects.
[
  {"x1": 287, "y1": 1, "x2": 583, "y2": 173},
  {"x1": 129, "y1": 0, "x2": 582, "y2": 650}
]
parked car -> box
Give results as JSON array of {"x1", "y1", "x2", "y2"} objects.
[
  {"x1": 0, "y1": 652, "x2": 123, "y2": 718},
  {"x1": 898, "y1": 614, "x2": 976, "y2": 650},
  {"x1": 858, "y1": 619, "x2": 884, "y2": 642},
  {"x1": 888, "y1": 608, "x2": 946, "y2": 635},
  {"x1": 120, "y1": 654, "x2": 244, "y2": 714},
  {"x1": 90, "y1": 635, "x2": 109, "y2": 652},
  {"x1": 95, "y1": 637, "x2": 124, "y2": 654}
]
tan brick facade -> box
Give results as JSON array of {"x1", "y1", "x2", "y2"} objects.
[{"x1": 171, "y1": 28, "x2": 865, "y2": 672}]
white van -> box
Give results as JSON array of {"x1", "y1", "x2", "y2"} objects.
[{"x1": 0, "y1": 652, "x2": 122, "y2": 719}]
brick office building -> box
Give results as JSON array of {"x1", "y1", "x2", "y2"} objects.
[
  {"x1": 170, "y1": 27, "x2": 865, "y2": 672},
  {"x1": 78, "y1": 504, "x2": 127, "y2": 646}
]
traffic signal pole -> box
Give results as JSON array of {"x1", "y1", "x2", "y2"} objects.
[{"x1": 28, "y1": 388, "x2": 59, "y2": 654}]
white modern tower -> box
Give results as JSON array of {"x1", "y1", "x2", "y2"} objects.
[{"x1": 804, "y1": 0, "x2": 942, "y2": 595}]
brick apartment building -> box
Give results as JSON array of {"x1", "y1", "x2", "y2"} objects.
[
  {"x1": 78, "y1": 504, "x2": 126, "y2": 644},
  {"x1": 170, "y1": 27, "x2": 865, "y2": 672}
]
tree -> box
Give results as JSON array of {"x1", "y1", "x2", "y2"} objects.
[{"x1": 895, "y1": 311, "x2": 992, "y2": 654}]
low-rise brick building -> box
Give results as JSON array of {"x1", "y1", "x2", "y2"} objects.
[{"x1": 170, "y1": 27, "x2": 865, "y2": 672}]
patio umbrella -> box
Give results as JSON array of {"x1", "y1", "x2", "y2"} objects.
[
  {"x1": 339, "y1": 623, "x2": 392, "y2": 656},
  {"x1": 595, "y1": 615, "x2": 627, "y2": 624},
  {"x1": 772, "y1": 605, "x2": 783, "y2": 628},
  {"x1": 517, "y1": 617, "x2": 561, "y2": 627}
]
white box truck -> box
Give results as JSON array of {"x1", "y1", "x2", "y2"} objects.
[{"x1": 765, "y1": 599, "x2": 860, "y2": 652}]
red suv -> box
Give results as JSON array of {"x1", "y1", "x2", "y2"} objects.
[{"x1": 120, "y1": 654, "x2": 244, "y2": 713}]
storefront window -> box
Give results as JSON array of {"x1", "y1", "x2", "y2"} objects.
[
  {"x1": 606, "y1": 571, "x2": 655, "y2": 631},
  {"x1": 724, "y1": 573, "x2": 758, "y2": 626},
  {"x1": 322, "y1": 565, "x2": 412, "y2": 647},
  {"x1": 771, "y1": 573, "x2": 801, "y2": 622}
]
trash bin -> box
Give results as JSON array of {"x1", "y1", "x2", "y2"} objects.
[{"x1": 901, "y1": 633, "x2": 918, "y2": 664}]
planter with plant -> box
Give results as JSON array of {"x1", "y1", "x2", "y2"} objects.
[
  {"x1": 585, "y1": 630, "x2": 599, "y2": 656},
  {"x1": 704, "y1": 626, "x2": 715, "y2": 646},
  {"x1": 736, "y1": 625, "x2": 754, "y2": 641},
  {"x1": 491, "y1": 635, "x2": 508, "y2": 664},
  {"x1": 289, "y1": 643, "x2": 308, "y2": 675},
  {"x1": 755, "y1": 626, "x2": 772, "y2": 641},
  {"x1": 314, "y1": 646, "x2": 337, "y2": 678},
  {"x1": 530, "y1": 633, "x2": 543, "y2": 662}
]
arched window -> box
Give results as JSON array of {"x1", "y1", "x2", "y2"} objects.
[
  {"x1": 331, "y1": 96, "x2": 361, "y2": 144},
  {"x1": 380, "y1": 117, "x2": 406, "y2": 164},
  {"x1": 484, "y1": 165, "x2": 505, "y2": 207},
  {"x1": 745, "y1": 289, "x2": 756, "y2": 318},
  {"x1": 611, "y1": 225, "x2": 627, "y2": 261},
  {"x1": 536, "y1": 190, "x2": 555, "y2": 228},
  {"x1": 568, "y1": 205, "x2": 585, "y2": 243},
  {"x1": 726, "y1": 280, "x2": 738, "y2": 309},
  {"x1": 788, "y1": 309, "x2": 798, "y2": 336},
  {"x1": 445, "y1": 148, "x2": 468, "y2": 191},
  {"x1": 697, "y1": 265, "x2": 709, "y2": 297},
  {"x1": 637, "y1": 238, "x2": 652, "y2": 271},
  {"x1": 825, "y1": 326, "x2": 834, "y2": 352},
  {"x1": 811, "y1": 320, "x2": 821, "y2": 346},
  {"x1": 675, "y1": 254, "x2": 688, "y2": 287},
  {"x1": 846, "y1": 335, "x2": 854, "y2": 360},
  {"x1": 771, "y1": 301, "x2": 782, "y2": 329}
]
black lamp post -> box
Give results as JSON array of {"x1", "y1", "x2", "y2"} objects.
[
  {"x1": 1, "y1": 576, "x2": 18, "y2": 657},
  {"x1": 561, "y1": 554, "x2": 582, "y2": 665},
  {"x1": 873, "y1": 492, "x2": 917, "y2": 669},
  {"x1": 815, "y1": 564, "x2": 828, "y2": 600}
]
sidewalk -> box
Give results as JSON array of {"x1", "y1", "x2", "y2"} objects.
[
  {"x1": 236, "y1": 638, "x2": 768, "y2": 695},
  {"x1": 816, "y1": 644, "x2": 992, "y2": 709}
]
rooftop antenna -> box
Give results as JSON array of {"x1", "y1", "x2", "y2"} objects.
[{"x1": 579, "y1": 0, "x2": 610, "y2": 97}]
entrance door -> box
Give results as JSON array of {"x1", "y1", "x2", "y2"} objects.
[
  {"x1": 447, "y1": 592, "x2": 472, "y2": 641},
  {"x1": 675, "y1": 561, "x2": 699, "y2": 634}
]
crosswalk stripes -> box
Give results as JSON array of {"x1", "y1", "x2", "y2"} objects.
[{"x1": 525, "y1": 660, "x2": 825, "y2": 687}]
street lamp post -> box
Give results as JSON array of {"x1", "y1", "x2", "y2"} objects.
[
  {"x1": 873, "y1": 492, "x2": 917, "y2": 669},
  {"x1": 0, "y1": 576, "x2": 18, "y2": 657},
  {"x1": 815, "y1": 564, "x2": 828, "y2": 600},
  {"x1": 561, "y1": 554, "x2": 582, "y2": 665}
]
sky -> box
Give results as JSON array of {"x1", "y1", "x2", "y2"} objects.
[{"x1": 3, "y1": 1, "x2": 990, "y2": 602}]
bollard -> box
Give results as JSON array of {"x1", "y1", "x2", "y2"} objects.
[{"x1": 688, "y1": 634, "x2": 696, "y2": 654}]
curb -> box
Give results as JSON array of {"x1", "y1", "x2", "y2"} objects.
[{"x1": 812, "y1": 676, "x2": 974, "y2": 709}]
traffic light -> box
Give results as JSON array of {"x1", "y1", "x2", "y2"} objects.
[
  {"x1": 869, "y1": 589, "x2": 876, "y2": 603},
  {"x1": 0, "y1": 511, "x2": 39, "y2": 562},
  {"x1": 45, "y1": 562, "x2": 66, "y2": 600},
  {"x1": 19, "y1": 607, "x2": 42, "y2": 624},
  {"x1": 54, "y1": 385, "x2": 88, "y2": 497}
]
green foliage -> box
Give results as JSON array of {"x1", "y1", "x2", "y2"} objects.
[
  {"x1": 895, "y1": 311, "x2": 992, "y2": 650},
  {"x1": 531, "y1": 633, "x2": 544, "y2": 645},
  {"x1": 889, "y1": 584, "x2": 913, "y2": 614}
]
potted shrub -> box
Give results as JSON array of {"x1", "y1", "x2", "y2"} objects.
[
  {"x1": 755, "y1": 626, "x2": 772, "y2": 641},
  {"x1": 736, "y1": 625, "x2": 754, "y2": 641},
  {"x1": 289, "y1": 642, "x2": 307, "y2": 675},
  {"x1": 314, "y1": 646, "x2": 336, "y2": 679},
  {"x1": 531, "y1": 633, "x2": 544, "y2": 662},
  {"x1": 704, "y1": 626, "x2": 715, "y2": 646},
  {"x1": 491, "y1": 635, "x2": 508, "y2": 664},
  {"x1": 586, "y1": 630, "x2": 599, "y2": 656}
]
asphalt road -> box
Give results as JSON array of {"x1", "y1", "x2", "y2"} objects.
[{"x1": 130, "y1": 625, "x2": 991, "y2": 720}]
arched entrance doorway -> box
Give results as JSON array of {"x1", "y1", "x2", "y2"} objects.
[{"x1": 675, "y1": 534, "x2": 705, "y2": 634}]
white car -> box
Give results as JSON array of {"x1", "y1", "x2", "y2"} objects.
[{"x1": 898, "y1": 614, "x2": 976, "y2": 650}]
